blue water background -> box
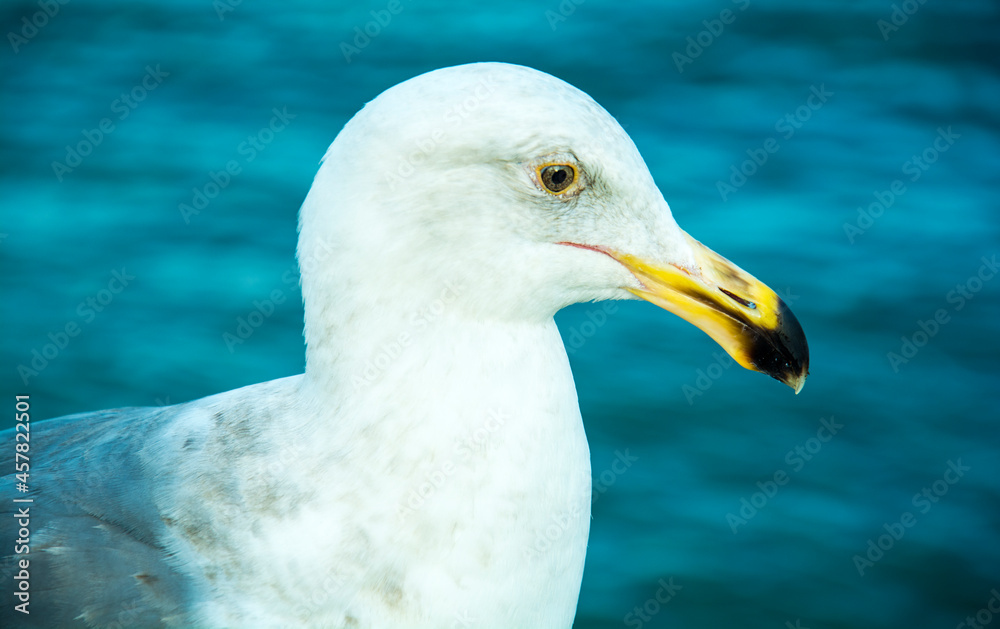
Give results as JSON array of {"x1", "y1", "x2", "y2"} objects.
[{"x1": 2, "y1": 1, "x2": 998, "y2": 627}]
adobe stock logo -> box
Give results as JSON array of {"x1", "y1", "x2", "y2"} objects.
[
  {"x1": 671, "y1": 0, "x2": 751, "y2": 73},
  {"x1": 726, "y1": 416, "x2": 843, "y2": 533},
  {"x1": 18, "y1": 268, "x2": 135, "y2": 385},
  {"x1": 876, "y1": 0, "x2": 931, "y2": 41},
  {"x1": 886, "y1": 255, "x2": 997, "y2": 372},
  {"x1": 179, "y1": 107, "x2": 295, "y2": 224},
  {"x1": 852, "y1": 459, "x2": 969, "y2": 576},
  {"x1": 7, "y1": 0, "x2": 70, "y2": 53},
  {"x1": 716, "y1": 84, "x2": 833, "y2": 201},
  {"x1": 544, "y1": 0, "x2": 587, "y2": 31},
  {"x1": 623, "y1": 577, "x2": 682, "y2": 629},
  {"x1": 339, "y1": 0, "x2": 407, "y2": 63},
  {"x1": 51, "y1": 65, "x2": 170, "y2": 181},
  {"x1": 564, "y1": 302, "x2": 619, "y2": 355},
  {"x1": 844, "y1": 126, "x2": 960, "y2": 243},
  {"x1": 955, "y1": 589, "x2": 1000, "y2": 629}
]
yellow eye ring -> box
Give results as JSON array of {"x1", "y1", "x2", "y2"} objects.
[{"x1": 537, "y1": 163, "x2": 577, "y2": 194}]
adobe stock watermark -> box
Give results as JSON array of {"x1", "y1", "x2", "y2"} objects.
[
  {"x1": 179, "y1": 106, "x2": 295, "y2": 224},
  {"x1": 397, "y1": 409, "x2": 509, "y2": 522},
  {"x1": 683, "y1": 286, "x2": 800, "y2": 403},
  {"x1": 17, "y1": 268, "x2": 135, "y2": 385},
  {"x1": 350, "y1": 279, "x2": 465, "y2": 391},
  {"x1": 623, "y1": 577, "x2": 682, "y2": 629},
  {"x1": 717, "y1": 84, "x2": 833, "y2": 200},
  {"x1": 7, "y1": 0, "x2": 70, "y2": 53},
  {"x1": 591, "y1": 449, "x2": 638, "y2": 505},
  {"x1": 672, "y1": 0, "x2": 751, "y2": 73},
  {"x1": 852, "y1": 459, "x2": 969, "y2": 576},
  {"x1": 886, "y1": 254, "x2": 996, "y2": 373},
  {"x1": 285, "y1": 569, "x2": 349, "y2": 627},
  {"x1": 844, "y1": 126, "x2": 959, "y2": 243},
  {"x1": 726, "y1": 416, "x2": 843, "y2": 533},
  {"x1": 339, "y1": 0, "x2": 406, "y2": 63},
  {"x1": 51, "y1": 65, "x2": 169, "y2": 181},
  {"x1": 877, "y1": 0, "x2": 931, "y2": 41},
  {"x1": 223, "y1": 235, "x2": 333, "y2": 352},
  {"x1": 525, "y1": 449, "x2": 636, "y2": 559},
  {"x1": 450, "y1": 609, "x2": 476, "y2": 629},
  {"x1": 222, "y1": 289, "x2": 287, "y2": 353},
  {"x1": 213, "y1": 0, "x2": 242, "y2": 21},
  {"x1": 956, "y1": 588, "x2": 1000, "y2": 629},
  {"x1": 564, "y1": 301, "x2": 619, "y2": 355},
  {"x1": 524, "y1": 505, "x2": 586, "y2": 560},
  {"x1": 545, "y1": 0, "x2": 587, "y2": 31},
  {"x1": 156, "y1": 439, "x2": 307, "y2": 538},
  {"x1": 681, "y1": 350, "x2": 735, "y2": 405},
  {"x1": 384, "y1": 73, "x2": 499, "y2": 190}
]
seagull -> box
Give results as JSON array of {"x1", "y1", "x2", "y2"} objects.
[{"x1": 2, "y1": 62, "x2": 808, "y2": 628}]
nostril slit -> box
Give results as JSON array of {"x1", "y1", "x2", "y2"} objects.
[{"x1": 720, "y1": 288, "x2": 756, "y2": 310}]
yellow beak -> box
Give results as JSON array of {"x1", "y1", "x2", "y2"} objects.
[{"x1": 607, "y1": 233, "x2": 809, "y2": 393}]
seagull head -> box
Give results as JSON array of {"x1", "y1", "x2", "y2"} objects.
[{"x1": 299, "y1": 62, "x2": 808, "y2": 392}]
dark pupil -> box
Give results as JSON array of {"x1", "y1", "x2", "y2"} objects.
[{"x1": 544, "y1": 165, "x2": 573, "y2": 191}]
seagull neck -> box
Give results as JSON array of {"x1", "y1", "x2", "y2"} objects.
[
  {"x1": 297, "y1": 310, "x2": 579, "y2": 439},
  {"x1": 286, "y1": 312, "x2": 593, "y2": 626}
]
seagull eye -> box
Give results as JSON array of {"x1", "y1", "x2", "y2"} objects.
[{"x1": 538, "y1": 164, "x2": 576, "y2": 194}]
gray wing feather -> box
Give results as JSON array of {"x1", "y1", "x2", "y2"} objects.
[{"x1": 1, "y1": 408, "x2": 192, "y2": 628}]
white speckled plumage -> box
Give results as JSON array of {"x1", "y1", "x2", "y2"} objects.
[{"x1": 2, "y1": 63, "x2": 704, "y2": 628}]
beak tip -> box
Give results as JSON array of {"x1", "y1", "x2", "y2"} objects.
[
  {"x1": 607, "y1": 241, "x2": 811, "y2": 397},
  {"x1": 749, "y1": 296, "x2": 809, "y2": 394},
  {"x1": 790, "y1": 373, "x2": 807, "y2": 395}
]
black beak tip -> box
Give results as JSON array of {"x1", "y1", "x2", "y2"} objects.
[{"x1": 748, "y1": 296, "x2": 810, "y2": 391}]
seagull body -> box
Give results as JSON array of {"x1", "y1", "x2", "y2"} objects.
[{"x1": 2, "y1": 63, "x2": 807, "y2": 628}]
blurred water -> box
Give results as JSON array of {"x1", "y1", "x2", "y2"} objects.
[{"x1": 2, "y1": 1, "x2": 998, "y2": 627}]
